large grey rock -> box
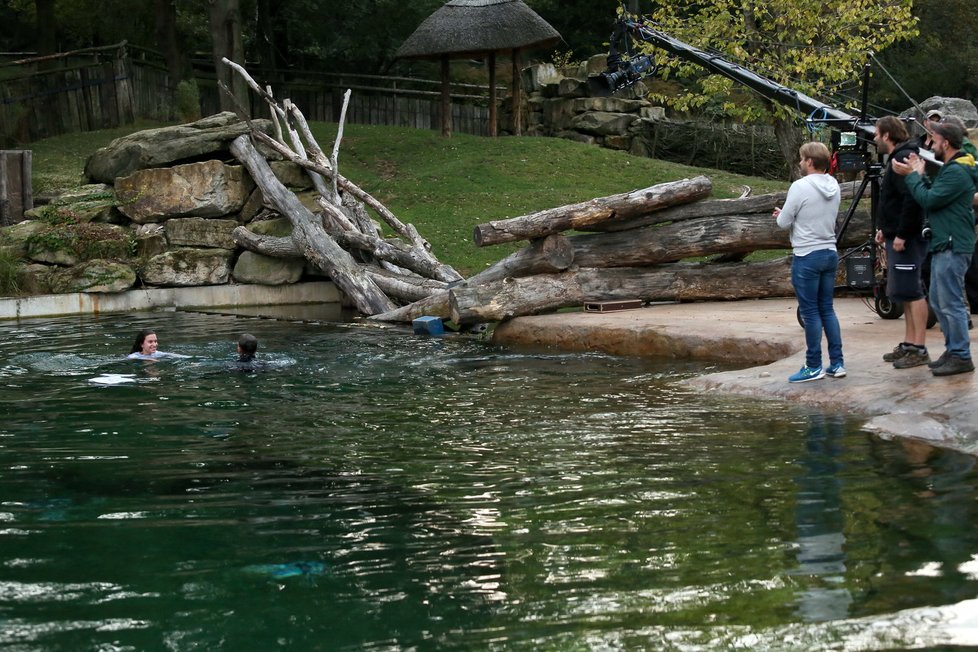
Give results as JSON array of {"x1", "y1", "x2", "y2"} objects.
[
  {"x1": 232, "y1": 251, "x2": 304, "y2": 285},
  {"x1": 49, "y1": 259, "x2": 136, "y2": 293},
  {"x1": 26, "y1": 223, "x2": 130, "y2": 266},
  {"x1": 115, "y1": 160, "x2": 254, "y2": 223},
  {"x1": 24, "y1": 198, "x2": 119, "y2": 225},
  {"x1": 247, "y1": 217, "x2": 293, "y2": 237},
  {"x1": 570, "y1": 97, "x2": 646, "y2": 114},
  {"x1": 270, "y1": 161, "x2": 314, "y2": 189},
  {"x1": 558, "y1": 77, "x2": 588, "y2": 99},
  {"x1": 907, "y1": 97, "x2": 978, "y2": 128},
  {"x1": 15, "y1": 263, "x2": 55, "y2": 295},
  {"x1": 84, "y1": 112, "x2": 273, "y2": 183},
  {"x1": 543, "y1": 98, "x2": 576, "y2": 132},
  {"x1": 570, "y1": 111, "x2": 638, "y2": 136},
  {"x1": 0, "y1": 220, "x2": 48, "y2": 259},
  {"x1": 134, "y1": 224, "x2": 168, "y2": 259},
  {"x1": 522, "y1": 63, "x2": 560, "y2": 93},
  {"x1": 140, "y1": 248, "x2": 232, "y2": 287},
  {"x1": 165, "y1": 217, "x2": 237, "y2": 249}
]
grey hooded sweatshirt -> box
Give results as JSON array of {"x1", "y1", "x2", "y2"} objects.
[{"x1": 776, "y1": 173, "x2": 841, "y2": 256}]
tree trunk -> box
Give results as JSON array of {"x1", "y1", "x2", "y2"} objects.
[
  {"x1": 209, "y1": 0, "x2": 248, "y2": 113},
  {"x1": 155, "y1": 0, "x2": 185, "y2": 112},
  {"x1": 230, "y1": 135, "x2": 395, "y2": 315},
  {"x1": 35, "y1": 0, "x2": 57, "y2": 57},
  {"x1": 472, "y1": 176, "x2": 712, "y2": 246},
  {"x1": 581, "y1": 192, "x2": 786, "y2": 232},
  {"x1": 475, "y1": 209, "x2": 871, "y2": 279},
  {"x1": 772, "y1": 112, "x2": 806, "y2": 180},
  {"x1": 468, "y1": 234, "x2": 574, "y2": 285},
  {"x1": 369, "y1": 291, "x2": 453, "y2": 323},
  {"x1": 450, "y1": 258, "x2": 793, "y2": 324}
]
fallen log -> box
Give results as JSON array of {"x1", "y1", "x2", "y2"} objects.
[
  {"x1": 368, "y1": 291, "x2": 452, "y2": 323},
  {"x1": 582, "y1": 182, "x2": 865, "y2": 232},
  {"x1": 472, "y1": 176, "x2": 712, "y2": 247},
  {"x1": 473, "y1": 209, "x2": 871, "y2": 279},
  {"x1": 231, "y1": 135, "x2": 395, "y2": 315},
  {"x1": 468, "y1": 234, "x2": 574, "y2": 286},
  {"x1": 581, "y1": 193, "x2": 786, "y2": 232},
  {"x1": 449, "y1": 258, "x2": 793, "y2": 324},
  {"x1": 366, "y1": 268, "x2": 450, "y2": 304}
]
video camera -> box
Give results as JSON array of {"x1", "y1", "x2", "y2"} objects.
[
  {"x1": 588, "y1": 54, "x2": 657, "y2": 97},
  {"x1": 831, "y1": 130, "x2": 870, "y2": 173}
]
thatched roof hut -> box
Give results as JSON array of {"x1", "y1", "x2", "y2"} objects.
[{"x1": 396, "y1": 0, "x2": 561, "y2": 137}]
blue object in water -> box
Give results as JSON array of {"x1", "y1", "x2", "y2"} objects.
[
  {"x1": 242, "y1": 561, "x2": 327, "y2": 578},
  {"x1": 412, "y1": 316, "x2": 445, "y2": 336}
]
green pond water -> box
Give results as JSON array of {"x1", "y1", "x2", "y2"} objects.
[{"x1": 1, "y1": 310, "x2": 977, "y2": 651}]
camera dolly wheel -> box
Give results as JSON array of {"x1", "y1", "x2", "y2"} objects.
[{"x1": 875, "y1": 292, "x2": 904, "y2": 320}]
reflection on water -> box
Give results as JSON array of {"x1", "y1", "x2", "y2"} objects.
[{"x1": 1, "y1": 311, "x2": 978, "y2": 650}]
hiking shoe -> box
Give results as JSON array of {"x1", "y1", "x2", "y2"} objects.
[
  {"x1": 928, "y1": 351, "x2": 950, "y2": 369},
  {"x1": 931, "y1": 355, "x2": 975, "y2": 377},
  {"x1": 893, "y1": 348, "x2": 930, "y2": 369},
  {"x1": 883, "y1": 344, "x2": 911, "y2": 362},
  {"x1": 826, "y1": 363, "x2": 847, "y2": 378},
  {"x1": 789, "y1": 366, "x2": 825, "y2": 383}
]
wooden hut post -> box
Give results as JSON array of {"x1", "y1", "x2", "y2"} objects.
[
  {"x1": 488, "y1": 52, "x2": 498, "y2": 137},
  {"x1": 511, "y1": 48, "x2": 522, "y2": 136},
  {"x1": 441, "y1": 55, "x2": 452, "y2": 137}
]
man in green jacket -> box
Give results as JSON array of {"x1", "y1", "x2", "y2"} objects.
[{"x1": 893, "y1": 121, "x2": 978, "y2": 376}]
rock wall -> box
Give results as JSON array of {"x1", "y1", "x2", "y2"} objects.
[
  {"x1": 502, "y1": 56, "x2": 786, "y2": 179},
  {"x1": 0, "y1": 113, "x2": 325, "y2": 297}
]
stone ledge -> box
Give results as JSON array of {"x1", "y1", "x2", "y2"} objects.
[{"x1": 0, "y1": 281, "x2": 341, "y2": 321}]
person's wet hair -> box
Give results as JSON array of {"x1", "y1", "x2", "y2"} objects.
[
  {"x1": 130, "y1": 329, "x2": 155, "y2": 354},
  {"x1": 238, "y1": 333, "x2": 258, "y2": 356}
]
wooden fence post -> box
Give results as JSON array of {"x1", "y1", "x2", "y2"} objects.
[{"x1": 0, "y1": 150, "x2": 33, "y2": 227}]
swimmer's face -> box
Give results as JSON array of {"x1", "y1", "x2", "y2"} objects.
[{"x1": 141, "y1": 333, "x2": 158, "y2": 355}]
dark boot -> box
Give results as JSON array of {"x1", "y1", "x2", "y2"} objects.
[{"x1": 931, "y1": 355, "x2": 976, "y2": 377}]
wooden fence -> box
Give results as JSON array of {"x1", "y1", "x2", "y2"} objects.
[{"x1": 0, "y1": 44, "x2": 501, "y2": 147}]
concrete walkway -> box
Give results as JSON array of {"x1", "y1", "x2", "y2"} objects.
[{"x1": 492, "y1": 297, "x2": 978, "y2": 456}]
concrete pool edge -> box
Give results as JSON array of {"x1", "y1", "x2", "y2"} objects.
[
  {"x1": 492, "y1": 297, "x2": 978, "y2": 456},
  {"x1": 0, "y1": 281, "x2": 343, "y2": 320}
]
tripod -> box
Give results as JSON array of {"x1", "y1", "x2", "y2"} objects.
[{"x1": 831, "y1": 158, "x2": 904, "y2": 319}]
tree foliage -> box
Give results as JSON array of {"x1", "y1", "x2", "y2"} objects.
[
  {"x1": 870, "y1": 0, "x2": 978, "y2": 110},
  {"x1": 634, "y1": 0, "x2": 916, "y2": 175},
  {"x1": 640, "y1": 0, "x2": 918, "y2": 121}
]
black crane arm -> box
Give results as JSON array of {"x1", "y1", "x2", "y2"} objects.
[{"x1": 591, "y1": 17, "x2": 875, "y2": 138}]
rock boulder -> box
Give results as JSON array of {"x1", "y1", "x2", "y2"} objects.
[
  {"x1": 115, "y1": 160, "x2": 254, "y2": 223},
  {"x1": 83, "y1": 112, "x2": 273, "y2": 184}
]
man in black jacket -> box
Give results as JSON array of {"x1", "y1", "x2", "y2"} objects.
[{"x1": 874, "y1": 116, "x2": 930, "y2": 368}]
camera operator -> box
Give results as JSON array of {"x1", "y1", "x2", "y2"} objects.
[
  {"x1": 892, "y1": 121, "x2": 978, "y2": 377},
  {"x1": 874, "y1": 117, "x2": 930, "y2": 368}
]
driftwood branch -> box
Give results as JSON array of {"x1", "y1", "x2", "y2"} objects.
[
  {"x1": 449, "y1": 258, "x2": 793, "y2": 324},
  {"x1": 231, "y1": 134, "x2": 395, "y2": 315},
  {"x1": 472, "y1": 176, "x2": 713, "y2": 246}
]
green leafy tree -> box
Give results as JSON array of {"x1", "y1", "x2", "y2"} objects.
[
  {"x1": 640, "y1": 0, "x2": 917, "y2": 177},
  {"x1": 870, "y1": 0, "x2": 978, "y2": 110}
]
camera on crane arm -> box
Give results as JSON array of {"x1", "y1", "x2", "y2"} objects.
[
  {"x1": 588, "y1": 52, "x2": 658, "y2": 97},
  {"x1": 830, "y1": 129, "x2": 870, "y2": 173}
]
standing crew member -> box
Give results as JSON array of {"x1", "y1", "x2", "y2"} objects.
[
  {"x1": 892, "y1": 121, "x2": 978, "y2": 376},
  {"x1": 774, "y1": 142, "x2": 846, "y2": 383},
  {"x1": 874, "y1": 116, "x2": 929, "y2": 368}
]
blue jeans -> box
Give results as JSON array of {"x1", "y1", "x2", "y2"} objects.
[
  {"x1": 929, "y1": 250, "x2": 972, "y2": 360},
  {"x1": 792, "y1": 249, "x2": 843, "y2": 369}
]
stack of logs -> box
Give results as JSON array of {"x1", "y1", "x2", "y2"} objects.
[
  {"x1": 222, "y1": 60, "x2": 869, "y2": 326},
  {"x1": 371, "y1": 177, "x2": 870, "y2": 325}
]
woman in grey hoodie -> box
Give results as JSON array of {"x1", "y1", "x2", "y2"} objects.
[{"x1": 774, "y1": 142, "x2": 845, "y2": 383}]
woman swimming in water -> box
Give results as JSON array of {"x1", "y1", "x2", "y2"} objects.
[{"x1": 127, "y1": 329, "x2": 188, "y2": 360}]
